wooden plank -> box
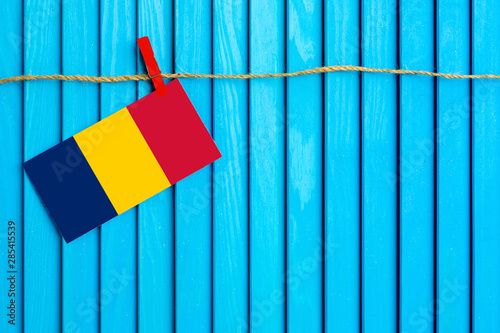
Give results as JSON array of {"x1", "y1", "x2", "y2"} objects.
[
  {"x1": 399, "y1": 0, "x2": 435, "y2": 332},
  {"x1": 286, "y1": 0, "x2": 323, "y2": 331},
  {"x1": 100, "y1": 0, "x2": 137, "y2": 331},
  {"x1": 361, "y1": 0, "x2": 398, "y2": 331},
  {"x1": 249, "y1": 0, "x2": 285, "y2": 331},
  {"x1": 174, "y1": 0, "x2": 213, "y2": 331},
  {"x1": 436, "y1": 0, "x2": 471, "y2": 331},
  {"x1": 23, "y1": 0, "x2": 62, "y2": 331},
  {"x1": 324, "y1": 0, "x2": 360, "y2": 332},
  {"x1": 472, "y1": 0, "x2": 500, "y2": 330},
  {"x1": 213, "y1": 0, "x2": 249, "y2": 330},
  {"x1": 137, "y1": 1, "x2": 174, "y2": 332},
  {"x1": 0, "y1": 0, "x2": 23, "y2": 331},
  {"x1": 61, "y1": 0, "x2": 100, "y2": 332}
]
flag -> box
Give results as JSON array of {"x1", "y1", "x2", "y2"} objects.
[{"x1": 23, "y1": 79, "x2": 221, "y2": 242}]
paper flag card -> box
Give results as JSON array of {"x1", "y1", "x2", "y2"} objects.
[{"x1": 23, "y1": 79, "x2": 221, "y2": 243}]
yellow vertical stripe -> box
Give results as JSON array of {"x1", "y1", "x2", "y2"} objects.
[{"x1": 74, "y1": 108, "x2": 171, "y2": 214}]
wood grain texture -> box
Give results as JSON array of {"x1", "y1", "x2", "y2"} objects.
[
  {"x1": 23, "y1": 0, "x2": 62, "y2": 331},
  {"x1": 324, "y1": 0, "x2": 360, "y2": 332},
  {"x1": 399, "y1": 1, "x2": 435, "y2": 332},
  {"x1": 100, "y1": 0, "x2": 137, "y2": 331},
  {"x1": 4, "y1": 2, "x2": 500, "y2": 332},
  {"x1": 137, "y1": 0, "x2": 174, "y2": 332},
  {"x1": 286, "y1": 0, "x2": 323, "y2": 331},
  {"x1": 0, "y1": 0, "x2": 23, "y2": 331},
  {"x1": 213, "y1": 0, "x2": 249, "y2": 330},
  {"x1": 249, "y1": 0, "x2": 286, "y2": 331},
  {"x1": 61, "y1": 0, "x2": 100, "y2": 332},
  {"x1": 174, "y1": 0, "x2": 213, "y2": 331},
  {"x1": 472, "y1": 0, "x2": 500, "y2": 330},
  {"x1": 361, "y1": 0, "x2": 398, "y2": 331},
  {"x1": 436, "y1": 0, "x2": 471, "y2": 331}
]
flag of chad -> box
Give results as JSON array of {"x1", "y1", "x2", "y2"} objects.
[{"x1": 23, "y1": 79, "x2": 221, "y2": 243}]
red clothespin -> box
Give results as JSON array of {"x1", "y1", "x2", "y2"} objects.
[{"x1": 137, "y1": 36, "x2": 167, "y2": 97}]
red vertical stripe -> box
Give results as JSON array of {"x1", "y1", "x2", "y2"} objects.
[{"x1": 128, "y1": 79, "x2": 221, "y2": 184}]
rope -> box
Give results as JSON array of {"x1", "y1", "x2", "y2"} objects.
[{"x1": 1, "y1": 65, "x2": 500, "y2": 85}]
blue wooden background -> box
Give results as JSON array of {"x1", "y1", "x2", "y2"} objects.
[{"x1": 1, "y1": 0, "x2": 500, "y2": 332}]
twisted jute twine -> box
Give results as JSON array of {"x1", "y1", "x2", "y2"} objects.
[{"x1": 1, "y1": 65, "x2": 500, "y2": 85}]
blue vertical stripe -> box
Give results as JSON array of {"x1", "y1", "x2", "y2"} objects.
[
  {"x1": 399, "y1": 0, "x2": 435, "y2": 332},
  {"x1": 0, "y1": 0, "x2": 23, "y2": 331},
  {"x1": 174, "y1": 0, "x2": 213, "y2": 330},
  {"x1": 286, "y1": 0, "x2": 323, "y2": 331},
  {"x1": 436, "y1": 0, "x2": 471, "y2": 331},
  {"x1": 361, "y1": 0, "x2": 398, "y2": 331},
  {"x1": 249, "y1": 0, "x2": 286, "y2": 331},
  {"x1": 23, "y1": 138, "x2": 117, "y2": 243},
  {"x1": 324, "y1": 0, "x2": 360, "y2": 332},
  {"x1": 213, "y1": 0, "x2": 249, "y2": 331},
  {"x1": 472, "y1": 0, "x2": 500, "y2": 331},
  {"x1": 23, "y1": 0, "x2": 62, "y2": 330}
]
